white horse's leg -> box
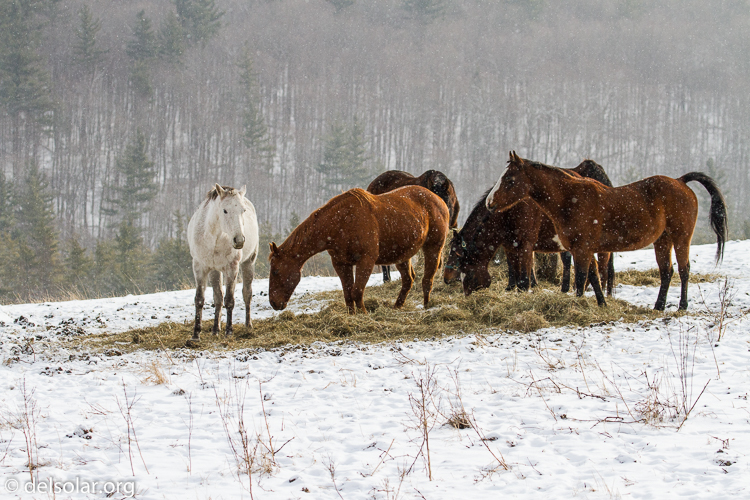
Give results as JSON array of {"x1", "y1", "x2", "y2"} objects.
[
  {"x1": 193, "y1": 263, "x2": 209, "y2": 341},
  {"x1": 240, "y1": 258, "x2": 255, "y2": 328},
  {"x1": 223, "y1": 264, "x2": 240, "y2": 336},
  {"x1": 209, "y1": 270, "x2": 223, "y2": 335}
]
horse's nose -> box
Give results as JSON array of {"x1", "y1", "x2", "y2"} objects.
[{"x1": 233, "y1": 236, "x2": 245, "y2": 249}]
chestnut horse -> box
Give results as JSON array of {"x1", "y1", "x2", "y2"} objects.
[
  {"x1": 269, "y1": 187, "x2": 449, "y2": 313},
  {"x1": 444, "y1": 160, "x2": 615, "y2": 296},
  {"x1": 486, "y1": 152, "x2": 728, "y2": 310},
  {"x1": 367, "y1": 170, "x2": 460, "y2": 281}
]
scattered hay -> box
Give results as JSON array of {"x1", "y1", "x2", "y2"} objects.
[
  {"x1": 67, "y1": 260, "x2": 674, "y2": 354},
  {"x1": 140, "y1": 359, "x2": 169, "y2": 385},
  {"x1": 615, "y1": 268, "x2": 719, "y2": 287}
]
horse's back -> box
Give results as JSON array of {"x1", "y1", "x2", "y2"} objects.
[{"x1": 367, "y1": 170, "x2": 417, "y2": 195}]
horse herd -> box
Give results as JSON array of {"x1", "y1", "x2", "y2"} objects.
[{"x1": 187, "y1": 152, "x2": 728, "y2": 342}]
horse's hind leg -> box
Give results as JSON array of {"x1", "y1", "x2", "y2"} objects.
[
  {"x1": 240, "y1": 258, "x2": 255, "y2": 327},
  {"x1": 353, "y1": 257, "x2": 376, "y2": 313},
  {"x1": 674, "y1": 240, "x2": 691, "y2": 310},
  {"x1": 561, "y1": 251, "x2": 572, "y2": 293},
  {"x1": 394, "y1": 260, "x2": 415, "y2": 308},
  {"x1": 382, "y1": 265, "x2": 391, "y2": 282},
  {"x1": 209, "y1": 270, "x2": 223, "y2": 335},
  {"x1": 192, "y1": 263, "x2": 208, "y2": 341},
  {"x1": 653, "y1": 236, "x2": 674, "y2": 311},
  {"x1": 586, "y1": 257, "x2": 606, "y2": 307}
]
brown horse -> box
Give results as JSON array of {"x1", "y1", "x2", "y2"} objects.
[
  {"x1": 444, "y1": 160, "x2": 615, "y2": 296},
  {"x1": 486, "y1": 152, "x2": 728, "y2": 310},
  {"x1": 367, "y1": 169, "x2": 460, "y2": 281},
  {"x1": 269, "y1": 187, "x2": 449, "y2": 313}
]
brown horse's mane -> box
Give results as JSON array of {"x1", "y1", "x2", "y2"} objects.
[{"x1": 282, "y1": 189, "x2": 376, "y2": 252}]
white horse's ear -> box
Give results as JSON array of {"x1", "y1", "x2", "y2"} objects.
[
  {"x1": 239, "y1": 185, "x2": 246, "y2": 197},
  {"x1": 214, "y1": 183, "x2": 225, "y2": 197}
]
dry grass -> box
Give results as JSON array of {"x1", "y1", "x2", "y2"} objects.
[
  {"x1": 66, "y1": 254, "x2": 682, "y2": 354},
  {"x1": 615, "y1": 268, "x2": 719, "y2": 287}
]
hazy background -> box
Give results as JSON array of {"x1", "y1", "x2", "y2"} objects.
[{"x1": 1, "y1": 0, "x2": 749, "y2": 298}]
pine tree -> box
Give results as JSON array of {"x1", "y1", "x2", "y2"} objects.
[
  {"x1": 126, "y1": 10, "x2": 157, "y2": 62},
  {"x1": 158, "y1": 11, "x2": 186, "y2": 64},
  {"x1": 402, "y1": 0, "x2": 448, "y2": 23},
  {"x1": 317, "y1": 119, "x2": 369, "y2": 200},
  {"x1": 13, "y1": 163, "x2": 63, "y2": 295},
  {"x1": 150, "y1": 212, "x2": 192, "y2": 290},
  {"x1": 238, "y1": 47, "x2": 274, "y2": 168},
  {"x1": 326, "y1": 0, "x2": 355, "y2": 14},
  {"x1": 114, "y1": 218, "x2": 149, "y2": 294},
  {"x1": 174, "y1": 0, "x2": 224, "y2": 47},
  {"x1": 64, "y1": 235, "x2": 93, "y2": 288},
  {"x1": 73, "y1": 5, "x2": 107, "y2": 75},
  {"x1": 105, "y1": 129, "x2": 158, "y2": 225}
]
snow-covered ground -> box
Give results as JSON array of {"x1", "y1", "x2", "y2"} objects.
[{"x1": 0, "y1": 241, "x2": 748, "y2": 499}]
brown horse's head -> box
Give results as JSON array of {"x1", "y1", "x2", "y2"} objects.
[
  {"x1": 424, "y1": 170, "x2": 460, "y2": 228},
  {"x1": 268, "y1": 242, "x2": 302, "y2": 310},
  {"x1": 486, "y1": 151, "x2": 531, "y2": 213},
  {"x1": 461, "y1": 266, "x2": 492, "y2": 296}
]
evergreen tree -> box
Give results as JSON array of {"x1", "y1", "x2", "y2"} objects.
[
  {"x1": 174, "y1": 0, "x2": 224, "y2": 47},
  {"x1": 73, "y1": 4, "x2": 106, "y2": 74},
  {"x1": 238, "y1": 47, "x2": 274, "y2": 168},
  {"x1": 105, "y1": 129, "x2": 158, "y2": 225},
  {"x1": 158, "y1": 11, "x2": 186, "y2": 64},
  {"x1": 0, "y1": 0, "x2": 54, "y2": 130},
  {"x1": 316, "y1": 118, "x2": 369, "y2": 200},
  {"x1": 13, "y1": 163, "x2": 62, "y2": 294},
  {"x1": 326, "y1": 0, "x2": 355, "y2": 14},
  {"x1": 93, "y1": 238, "x2": 118, "y2": 295},
  {"x1": 114, "y1": 218, "x2": 149, "y2": 294},
  {"x1": 126, "y1": 10, "x2": 156, "y2": 97},
  {"x1": 150, "y1": 212, "x2": 192, "y2": 290},
  {"x1": 402, "y1": 0, "x2": 448, "y2": 23},
  {"x1": 64, "y1": 235, "x2": 93, "y2": 288},
  {"x1": 126, "y1": 10, "x2": 157, "y2": 62},
  {"x1": 0, "y1": 172, "x2": 15, "y2": 233}
]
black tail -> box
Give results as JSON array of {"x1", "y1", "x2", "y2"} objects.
[{"x1": 680, "y1": 172, "x2": 728, "y2": 263}]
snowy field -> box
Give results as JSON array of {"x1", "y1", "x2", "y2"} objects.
[{"x1": 0, "y1": 241, "x2": 749, "y2": 499}]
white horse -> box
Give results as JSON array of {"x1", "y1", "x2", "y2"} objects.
[{"x1": 188, "y1": 184, "x2": 259, "y2": 340}]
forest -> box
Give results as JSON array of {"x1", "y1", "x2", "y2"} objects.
[{"x1": 1, "y1": 0, "x2": 749, "y2": 300}]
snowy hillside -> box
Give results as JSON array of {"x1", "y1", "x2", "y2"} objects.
[{"x1": 0, "y1": 241, "x2": 748, "y2": 499}]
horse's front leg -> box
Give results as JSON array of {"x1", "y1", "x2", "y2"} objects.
[
  {"x1": 586, "y1": 257, "x2": 607, "y2": 307},
  {"x1": 223, "y1": 264, "x2": 240, "y2": 337},
  {"x1": 572, "y1": 253, "x2": 594, "y2": 299},
  {"x1": 561, "y1": 251, "x2": 572, "y2": 293},
  {"x1": 353, "y1": 257, "x2": 377, "y2": 313},
  {"x1": 240, "y1": 258, "x2": 255, "y2": 328},
  {"x1": 332, "y1": 259, "x2": 356, "y2": 313},
  {"x1": 192, "y1": 263, "x2": 208, "y2": 341},
  {"x1": 209, "y1": 270, "x2": 223, "y2": 335}
]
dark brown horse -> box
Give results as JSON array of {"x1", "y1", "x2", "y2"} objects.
[
  {"x1": 486, "y1": 152, "x2": 728, "y2": 310},
  {"x1": 367, "y1": 169, "x2": 460, "y2": 281},
  {"x1": 269, "y1": 187, "x2": 449, "y2": 313},
  {"x1": 444, "y1": 160, "x2": 615, "y2": 296}
]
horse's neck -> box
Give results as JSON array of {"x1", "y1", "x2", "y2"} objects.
[
  {"x1": 527, "y1": 167, "x2": 572, "y2": 212},
  {"x1": 283, "y1": 213, "x2": 333, "y2": 261},
  {"x1": 463, "y1": 211, "x2": 501, "y2": 262}
]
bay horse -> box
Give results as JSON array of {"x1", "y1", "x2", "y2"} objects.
[
  {"x1": 367, "y1": 169, "x2": 460, "y2": 281},
  {"x1": 269, "y1": 187, "x2": 449, "y2": 313},
  {"x1": 188, "y1": 184, "x2": 259, "y2": 340},
  {"x1": 486, "y1": 152, "x2": 728, "y2": 310},
  {"x1": 444, "y1": 160, "x2": 615, "y2": 296}
]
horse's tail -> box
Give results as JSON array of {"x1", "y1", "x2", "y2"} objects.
[{"x1": 680, "y1": 172, "x2": 729, "y2": 263}]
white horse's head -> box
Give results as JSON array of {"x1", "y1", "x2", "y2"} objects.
[{"x1": 213, "y1": 184, "x2": 248, "y2": 249}]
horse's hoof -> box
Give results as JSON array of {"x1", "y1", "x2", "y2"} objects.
[{"x1": 185, "y1": 339, "x2": 201, "y2": 348}]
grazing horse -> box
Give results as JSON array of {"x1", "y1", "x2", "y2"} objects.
[
  {"x1": 268, "y1": 187, "x2": 449, "y2": 313},
  {"x1": 486, "y1": 152, "x2": 728, "y2": 310},
  {"x1": 444, "y1": 160, "x2": 615, "y2": 296},
  {"x1": 188, "y1": 184, "x2": 259, "y2": 340},
  {"x1": 367, "y1": 169, "x2": 460, "y2": 282}
]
